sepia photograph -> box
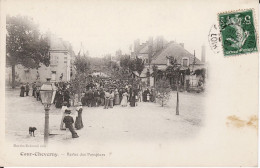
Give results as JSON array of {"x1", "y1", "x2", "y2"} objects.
[{"x1": 0, "y1": 0, "x2": 258, "y2": 166}]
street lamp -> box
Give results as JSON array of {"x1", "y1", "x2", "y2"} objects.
[{"x1": 40, "y1": 79, "x2": 56, "y2": 145}]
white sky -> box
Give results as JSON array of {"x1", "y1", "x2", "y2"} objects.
[{"x1": 5, "y1": 0, "x2": 218, "y2": 59}]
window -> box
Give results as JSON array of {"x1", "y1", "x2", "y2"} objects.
[
  {"x1": 51, "y1": 71, "x2": 56, "y2": 81},
  {"x1": 50, "y1": 55, "x2": 58, "y2": 65},
  {"x1": 182, "y1": 58, "x2": 189, "y2": 67}
]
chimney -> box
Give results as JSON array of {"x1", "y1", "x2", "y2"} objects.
[
  {"x1": 134, "y1": 39, "x2": 140, "y2": 53},
  {"x1": 180, "y1": 43, "x2": 184, "y2": 48},
  {"x1": 148, "y1": 37, "x2": 153, "y2": 47},
  {"x1": 201, "y1": 45, "x2": 206, "y2": 63},
  {"x1": 156, "y1": 36, "x2": 164, "y2": 51}
]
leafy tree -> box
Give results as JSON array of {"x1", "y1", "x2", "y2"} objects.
[
  {"x1": 6, "y1": 15, "x2": 50, "y2": 88},
  {"x1": 70, "y1": 55, "x2": 91, "y2": 101},
  {"x1": 165, "y1": 57, "x2": 180, "y2": 89},
  {"x1": 119, "y1": 56, "x2": 144, "y2": 77},
  {"x1": 165, "y1": 56, "x2": 181, "y2": 115},
  {"x1": 135, "y1": 57, "x2": 144, "y2": 76},
  {"x1": 152, "y1": 64, "x2": 158, "y2": 87},
  {"x1": 155, "y1": 77, "x2": 171, "y2": 107},
  {"x1": 74, "y1": 55, "x2": 91, "y2": 74}
]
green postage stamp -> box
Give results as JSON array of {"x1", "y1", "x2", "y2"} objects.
[{"x1": 218, "y1": 9, "x2": 258, "y2": 56}]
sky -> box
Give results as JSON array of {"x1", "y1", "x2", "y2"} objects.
[{"x1": 5, "y1": 0, "x2": 217, "y2": 59}]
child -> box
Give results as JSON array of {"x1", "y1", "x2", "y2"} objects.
[
  {"x1": 60, "y1": 102, "x2": 68, "y2": 130},
  {"x1": 63, "y1": 109, "x2": 79, "y2": 138}
]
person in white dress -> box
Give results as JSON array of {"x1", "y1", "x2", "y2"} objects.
[
  {"x1": 60, "y1": 101, "x2": 68, "y2": 130},
  {"x1": 121, "y1": 90, "x2": 128, "y2": 107}
]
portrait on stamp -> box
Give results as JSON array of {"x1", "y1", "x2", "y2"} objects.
[{"x1": 219, "y1": 9, "x2": 258, "y2": 56}]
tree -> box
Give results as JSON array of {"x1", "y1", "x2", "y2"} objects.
[
  {"x1": 166, "y1": 56, "x2": 181, "y2": 115},
  {"x1": 119, "y1": 56, "x2": 145, "y2": 78},
  {"x1": 6, "y1": 15, "x2": 50, "y2": 88},
  {"x1": 152, "y1": 64, "x2": 158, "y2": 87},
  {"x1": 70, "y1": 55, "x2": 91, "y2": 102},
  {"x1": 135, "y1": 57, "x2": 145, "y2": 76},
  {"x1": 155, "y1": 77, "x2": 171, "y2": 107}
]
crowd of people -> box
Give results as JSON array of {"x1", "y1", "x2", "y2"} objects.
[
  {"x1": 20, "y1": 82, "x2": 42, "y2": 101},
  {"x1": 19, "y1": 78, "x2": 157, "y2": 139},
  {"x1": 52, "y1": 79, "x2": 157, "y2": 109}
]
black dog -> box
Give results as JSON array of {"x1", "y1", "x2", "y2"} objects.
[{"x1": 29, "y1": 127, "x2": 37, "y2": 137}]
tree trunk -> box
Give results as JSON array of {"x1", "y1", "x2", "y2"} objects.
[
  {"x1": 176, "y1": 84, "x2": 179, "y2": 115},
  {"x1": 78, "y1": 89, "x2": 81, "y2": 102},
  {"x1": 162, "y1": 93, "x2": 164, "y2": 107},
  {"x1": 11, "y1": 64, "x2": 15, "y2": 89}
]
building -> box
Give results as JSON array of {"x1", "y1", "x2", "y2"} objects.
[
  {"x1": 6, "y1": 33, "x2": 75, "y2": 85},
  {"x1": 130, "y1": 37, "x2": 207, "y2": 89},
  {"x1": 150, "y1": 41, "x2": 206, "y2": 88},
  {"x1": 131, "y1": 36, "x2": 168, "y2": 64}
]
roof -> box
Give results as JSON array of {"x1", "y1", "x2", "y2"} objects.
[
  {"x1": 49, "y1": 34, "x2": 69, "y2": 51},
  {"x1": 139, "y1": 44, "x2": 148, "y2": 54},
  {"x1": 151, "y1": 42, "x2": 203, "y2": 65}
]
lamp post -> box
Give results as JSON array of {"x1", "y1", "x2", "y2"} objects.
[{"x1": 40, "y1": 79, "x2": 56, "y2": 145}]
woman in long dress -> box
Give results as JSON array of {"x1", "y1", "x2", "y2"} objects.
[
  {"x1": 20, "y1": 84, "x2": 25, "y2": 97},
  {"x1": 75, "y1": 103, "x2": 84, "y2": 130},
  {"x1": 55, "y1": 91, "x2": 63, "y2": 108},
  {"x1": 130, "y1": 89, "x2": 136, "y2": 107},
  {"x1": 114, "y1": 88, "x2": 120, "y2": 105},
  {"x1": 121, "y1": 90, "x2": 128, "y2": 107},
  {"x1": 109, "y1": 90, "x2": 114, "y2": 108}
]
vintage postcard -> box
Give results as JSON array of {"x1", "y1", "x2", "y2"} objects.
[{"x1": 0, "y1": 0, "x2": 258, "y2": 166}]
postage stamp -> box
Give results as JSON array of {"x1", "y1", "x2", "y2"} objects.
[{"x1": 218, "y1": 9, "x2": 258, "y2": 56}]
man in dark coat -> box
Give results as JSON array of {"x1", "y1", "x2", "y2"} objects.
[
  {"x1": 81, "y1": 93, "x2": 87, "y2": 106},
  {"x1": 25, "y1": 83, "x2": 30, "y2": 96},
  {"x1": 129, "y1": 88, "x2": 136, "y2": 107},
  {"x1": 143, "y1": 89, "x2": 147, "y2": 102},
  {"x1": 94, "y1": 88, "x2": 101, "y2": 107},
  {"x1": 32, "y1": 82, "x2": 36, "y2": 97},
  {"x1": 63, "y1": 110, "x2": 79, "y2": 138},
  {"x1": 87, "y1": 89, "x2": 94, "y2": 107},
  {"x1": 63, "y1": 90, "x2": 70, "y2": 107}
]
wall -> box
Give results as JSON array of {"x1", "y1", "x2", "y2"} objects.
[{"x1": 5, "y1": 51, "x2": 71, "y2": 86}]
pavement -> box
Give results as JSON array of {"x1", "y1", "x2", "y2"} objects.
[{"x1": 5, "y1": 89, "x2": 206, "y2": 145}]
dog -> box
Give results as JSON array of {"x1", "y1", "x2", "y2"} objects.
[{"x1": 29, "y1": 127, "x2": 37, "y2": 137}]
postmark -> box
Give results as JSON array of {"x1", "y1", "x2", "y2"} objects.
[
  {"x1": 208, "y1": 24, "x2": 221, "y2": 54},
  {"x1": 218, "y1": 9, "x2": 258, "y2": 56}
]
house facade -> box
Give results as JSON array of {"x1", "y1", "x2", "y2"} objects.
[
  {"x1": 130, "y1": 37, "x2": 207, "y2": 89},
  {"x1": 6, "y1": 33, "x2": 75, "y2": 85}
]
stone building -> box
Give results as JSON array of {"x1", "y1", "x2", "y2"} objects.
[{"x1": 6, "y1": 33, "x2": 75, "y2": 85}]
